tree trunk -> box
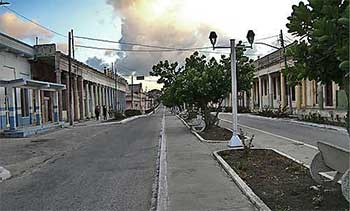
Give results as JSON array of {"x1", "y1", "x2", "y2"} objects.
[{"x1": 214, "y1": 98, "x2": 224, "y2": 126}]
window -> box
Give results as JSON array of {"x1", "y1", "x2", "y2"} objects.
[
  {"x1": 264, "y1": 80, "x2": 268, "y2": 96},
  {"x1": 21, "y1": 89, "x2": 29, "y2": 117}
]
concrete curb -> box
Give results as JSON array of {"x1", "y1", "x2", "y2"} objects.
[
  {"x1": 213, "y1": 147, "x2": 338, "y2": 211},
  {"x1": 176, "y1": 115, "x2": 228, "y2": 144},
  {"x1": 191, "y1": 131, "x2": 228, "y2": 143},
  {"x1": 219, "y1": 118, "x2": 319, "y2": 150},
  {"x1": 0, "y1": 166, "x2": 11, "y2": 182},
  {"x1": 213, "y1": 150, "x2": 271, "y2": 211},
  {"x1": 150, "y1": 109, "x2": 164, "y2": 211},
  {"x1": 157, "y1": 109, "x2": 168, "y2": 211},
  {"x1": 220, "y1": 113, "x2": 347, "y2": 134}
]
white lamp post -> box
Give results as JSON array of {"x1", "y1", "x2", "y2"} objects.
[{"x1": 209, "y1": 30, "x2": 255, "y2": 147}]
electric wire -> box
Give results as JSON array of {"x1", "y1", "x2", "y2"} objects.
[
  {"x1": 75, "y1": 44, "x2": 215, "y2": 52},
  {"x1": 75, "y1": 36, "x2": 212, "y2": 51}
]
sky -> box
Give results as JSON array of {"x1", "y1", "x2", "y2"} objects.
[{"x1": 0, "y1": 0, "x2": 304, "y2": 90}]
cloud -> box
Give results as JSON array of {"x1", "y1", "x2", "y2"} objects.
[
  {"x1": 104, "y1": 0, "x2": 302, "y2": 75},
  {"x1": 86, "y1": 56, "x2": 109, "y2": 71},
  {"x1": 0, "y1": 12, "x2": 53, "y2": 41},
  {"x1": 56, "y1": 42, "x2": 68, "y2": 54},
  {"x1": 105, "y1": 0, "x2": 222, "y2": 75}
]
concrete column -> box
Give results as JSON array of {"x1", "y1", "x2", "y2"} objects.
[
  {"x1": 55, "y1": 55, "x2": 63, "y2": 121},
  {"x1": 258, "y1": 76, "x2": 262, "y2": 110},
  {"x1": 102, "y1": 86, "x2": 106, "y2": 106},
  {"x1": 106, "y1": 87, "x2": 110, "y2": 113},
  {"x1": 34, "y1": 89, "x2": 41, "y2": 126},
  {"x1": 95, "y1": 85, "x2": 99, "y2": 107},
  {"x1": 78, "y1": 77, "x2": 84, "y2": 120},
  {"x1": 73, "y1": 76, "x2": 79, "y2": 121},
  {"x1": 7, "y1": 87, "x2": 16, "y2": 130},
  {"x1": 318, "y1": 82, "x2": 324, "y2": 109},
  {"x1": 296, "y1": 85, "x2": 302, "y2": 110},
  {"x1": 250, "y1": 84, "x2": 254, "y2": 110},
  {"x1": 268, "y1": 74, "x2": 273, "y2": 108},
  {"x1": 280, "y1": 72, "x2": 286, "y2": 107},
  {"x1": 99, "y1": 85, "x2": 102, "y2": 107},
  {"x1": 275, "y1": 77, "x2": 280, "y2": 102},
  {"x1": 302, "y1": 79, "x2": 307, "y2": 108},
  {"x1": 15, "y1": 88, "x2": 21, "y2": 126},
  {"x1": 28, "y1": 89, "x2": 34, "y2": 125},
  {"x1": 64, "y1": 72, "x2": 72, "y2": 123},
  {"x1": 85, "y1": 82, "x2": 90, "y2": 118},
  {"x1": 53, "y1": 91, "x2": 59, "y2": 122},
  {"x1": 91, "y1": 84, "x2": 95, "y2": 117}
]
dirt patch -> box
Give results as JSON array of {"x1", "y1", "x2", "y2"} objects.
[
  {"x1": 219, "y1": 149, "x2": 349, "y2": 211},
  {"x1": 199, "y1": 125, "x2": 232, "y2": 141}
]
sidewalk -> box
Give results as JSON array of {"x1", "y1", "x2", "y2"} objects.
[{"x1": 164, "y1": 114, "x2": 256, "y2": 211}]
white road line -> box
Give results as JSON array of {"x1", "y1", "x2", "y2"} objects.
[
  {"x1": 157, "y1": 108, "x2": 168, "y2": 211},
  {"x1": 219, "y1": 118, "x2": 318, "y2": 150}
]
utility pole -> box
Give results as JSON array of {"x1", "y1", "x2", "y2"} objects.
[
  {"x1": 68, "y1": 31, "x2": 73, "y2": 125},
  {"x1": 71, "y1": 29, "x2": 75, "y2": 59},
  {"x1": 131, "y1": 75, "x2": 134, "y2": 109},
  {"x1": 115, "y1": 63, "x2": 119, "y2": 111},
  {"x1": 280, "y1": 29, "x2": 292, "y2": 113}
]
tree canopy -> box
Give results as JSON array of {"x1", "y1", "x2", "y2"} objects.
[
  {"x1": 150, "y1": 49, "x2": 255, "y2": 128},
  {"x1": 285, "y1": 0, "x2": 349, "y2": 133},
  {"x1": 285, "y1": 0, "x2": 349, "y2": 87}
]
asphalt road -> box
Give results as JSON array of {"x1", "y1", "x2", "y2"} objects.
[
  {"x1": 0, "y1": 112, "x2": 162, "y2": 210},
  {"x1": 219, "y1": 113, "x2": 350, "y2": 150}
]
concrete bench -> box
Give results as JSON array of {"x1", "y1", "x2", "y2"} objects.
[
  {"x1": 188, "y1": 114, "x2": 206, "y2": 133},
  {"x1": 310, "y1": 141, "x2": 349, "y2": 202}
]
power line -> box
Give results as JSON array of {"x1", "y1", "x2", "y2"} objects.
[
  {"x1": 75, "y1": 35, "x2": 212, "y2": 50},
  {"x1": 3, "y1": 6, "x2": 67, "y2": 38},
  {"x1": 75, "y1": 44, "x2": 215, "y2": 52}
]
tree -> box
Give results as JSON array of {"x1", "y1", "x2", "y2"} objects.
[
  {"x1": 285, "y1": 0, "x2": 349, "y2": 133},
  {"x1": 150, "y1": 49, "x2": 255, "y2": 129},
  {"x1": 150, "y1": 60, "x2": 182, "y2": 88},
  {"x1": 220, "y1": 45, "x2": 256, "y2": 94}
]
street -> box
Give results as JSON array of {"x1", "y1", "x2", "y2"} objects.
[
  {"x1": 219, "y1": 113, "x2": 350, "y2": 149},
  {"x1": 0, "y1": 112, "x2": 162, "y2": 210}
]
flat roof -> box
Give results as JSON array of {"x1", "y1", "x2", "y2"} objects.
[{"x1": 0, "y1": 78, "x2": 66, "y2": 91}]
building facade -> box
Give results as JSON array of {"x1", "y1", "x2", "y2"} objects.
[
  {"x1": 0, "y1": 33, "x2": 128, "y2": 137},
  {"x1": 0, "y1": 33, "x2": 65, "y2": 135},
  {"x1": 249, "y1": 47, "x2": 347, "y2": 120},
  {"x1": 32, "y1": 44, "x2": 128, "y2": 122}
]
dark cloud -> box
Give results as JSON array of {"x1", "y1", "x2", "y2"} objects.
[{"x1": 86, "y1": 56, "x2": 109, "y2": 71}]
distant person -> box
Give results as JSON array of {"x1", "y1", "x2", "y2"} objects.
[
  {"x1": 103, "y1": 105, "x2": 107, "y2": 120},
  {"x1": 95, "y1": 105, "x2": 100, "y2": 120}
]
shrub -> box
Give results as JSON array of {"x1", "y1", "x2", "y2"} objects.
[
  {"x1": 124, "y1": 109, "x2": 142, "y2": 117},
  {"x1": 108, "y1": 110, "x2": 125, "y2": 120},
  {"x1": 257, "y1": 106, "x2": 275, "y2": 117},
  {"x1": 256, "y1": 105, "x2": 289, "y2": 118},
  {"x1": 238, "y1": 106, "x2": 251, "y2": 113},
  {"x1": 224, "y1": 106, "x2": 232, "y2": 112},
  {"x1": 238, "y1": 128, "x2": 255, "y2": 158}
]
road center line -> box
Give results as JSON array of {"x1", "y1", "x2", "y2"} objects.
[{"x1": 219, "y1": 118, "x2": 318, "y2": 150}]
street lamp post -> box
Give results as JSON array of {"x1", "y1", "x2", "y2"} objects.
[{"x1": 209, "y1": 30, "x2": 255, "y2": 148}]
